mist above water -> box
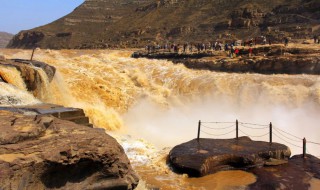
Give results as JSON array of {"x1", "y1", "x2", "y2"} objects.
[{"x1": 123, "y1": 91, "x2": 320, "y2": 156}]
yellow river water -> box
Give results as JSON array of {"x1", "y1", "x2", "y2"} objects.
[{"x1": 0, "y1": 49, "x2": 320, "y2": 189}]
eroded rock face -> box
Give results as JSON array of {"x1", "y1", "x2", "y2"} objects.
[
  {"x1": 0, "y1": 110, "x2": 139, "y2": 189},
  {"x1": 6, "y1": 0, "x2": 320, "y2": 49},
  {"x1": 0, "y1": 59, "x2": 56, "y2": 97},
  {"x1": 169, "y1": 137, "x2": 291, "y2": 177},
  {"x1": 7, "y1": 31, "x2": 44, "y2": 49},
  {"x1": 11, "y1": 59, "x2": 56, "y2": 82}
]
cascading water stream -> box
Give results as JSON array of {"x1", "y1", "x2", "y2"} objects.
[{"x1": 1, "y1": 49, "x2": 320, "y2": 189}]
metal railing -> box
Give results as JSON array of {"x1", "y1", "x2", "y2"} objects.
[{"x1": 196, "y1": 120, "x2": 320, "y2": 159}]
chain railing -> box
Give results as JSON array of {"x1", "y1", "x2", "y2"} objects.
[{"x1": 196, "y1": 120, "x2": 320, "y2": 159}]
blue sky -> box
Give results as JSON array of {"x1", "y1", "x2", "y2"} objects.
[{"x1": 0, "y1": 0, "x2": 85, "y2": 34}]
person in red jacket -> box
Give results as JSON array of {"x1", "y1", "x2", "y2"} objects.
[
  {"x1": 249, "y1": 47, "x2": 253, "y2": 57},
  {"x1": 235, "y1": 48, "x2": 239, "y2": 57}
]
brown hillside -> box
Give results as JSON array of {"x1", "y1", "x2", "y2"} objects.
[
  {"x1": 0, "y1": 32, "x2": 13, "y2": 48},
  {"x1": 7, "y1": 0, "x2": 320, "y2": 49}
]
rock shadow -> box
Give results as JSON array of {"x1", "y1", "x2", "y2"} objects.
[{"x1": 41, "y1": 158, "x2": 103, "y2": 188}]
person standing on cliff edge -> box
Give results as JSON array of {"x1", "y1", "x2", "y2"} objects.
[
  {"x1": 284, "y1": 37, "x2": 289, "y2": 46},
  {"x1": 268, "y1": 38, "x2": 272, "y2": 46},
  {"x1": 230, "y1": 45, "x2": 235, "y2": 58},
  {"x1": 249, "y1": 47, "x2": 253, "y2": 57}
]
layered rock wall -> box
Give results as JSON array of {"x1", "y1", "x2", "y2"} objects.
[{"x1": 7, "y1": 0, "x2": 320, "y2": 49}]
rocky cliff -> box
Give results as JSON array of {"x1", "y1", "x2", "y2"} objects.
[{"x1": 7, "y1": 0, "x2": 320, "y2": 49}]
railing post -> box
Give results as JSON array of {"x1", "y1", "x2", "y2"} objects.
[
  {"x1": 197, "y1": 120, "x2": 201, "y2": 141},
  {"x1": 303, "y1": 138, "x2": 306, "y2": 158},
  {"x1": 269, "y1": 122, "x2": 272, "y2": 144},
  {"x1": 236, "y1": 120, "x2": 238, "y2": 139},
  {"x1": 30, "y1": 48, "x2": 36, "y2": 61}
]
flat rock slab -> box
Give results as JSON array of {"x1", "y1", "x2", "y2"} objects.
[
  {"x1": 0, "y1": 103, "x2": 80, "y2": 115},
  {"x1": 0, "y1": 103, "x2": 92, "y2": 127},
  {"x1": 169, "y1": 137, "x2": 291, "y2": 177},
  {"x1": 0, "y1": 110, "x2": 138, "y2": 189}
]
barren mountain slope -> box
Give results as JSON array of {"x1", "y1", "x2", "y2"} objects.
[
  {"x1": 7, "y1": 0, "x2": 320, "y2": 49},
  {"x1": 0, "y1": 32, "x2": 13, "y2": 48}
]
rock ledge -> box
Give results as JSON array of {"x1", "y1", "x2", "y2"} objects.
[{"x1": 169, "y1": 137, "x2": 291, "y2": 177}]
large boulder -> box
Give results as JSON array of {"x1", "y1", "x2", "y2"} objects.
[
  {"x1": 169, "y1": 137, "x2": 291, "y2": 177},
  {"x1": 0, "y1": 110, "x2": 139, "y2": 189}
]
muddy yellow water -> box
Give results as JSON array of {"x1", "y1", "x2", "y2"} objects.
[
  {"x1": 136, "y1": 166, "x2": 256, "y2": 190},
  {"x1": 1, "y1": 48, "x2": 320, "y2": 189},
  {"x1": 310, "y1": 178, "x2": 320, "y2": 190}
]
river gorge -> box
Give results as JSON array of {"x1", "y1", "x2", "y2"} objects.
[{"x1": 1, "y1": 48, "x2": 320, "y2": 189}]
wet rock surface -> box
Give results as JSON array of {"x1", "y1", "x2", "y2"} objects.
[
  {"x1": 0, "y1": 59, "x2": 56, "y2": 96},
  {"x1": 11, "y1": 59, "x2": 56, "y2": 82},
  {"x1": 169, "y1": 137, "x2": 291, "y2": 177},
  {"x1": 249, "y1": 155, "x2": 320, "y2": 190},
  {"x1": 169, "y1": 137, "x2": 320, "y2": 189},
  {"x1": 0, "y1": 110, "x2": 139, "y2": 189}
]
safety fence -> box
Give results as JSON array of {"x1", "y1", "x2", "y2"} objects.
[{"x1": 196, "y1": 120, "x2": 320, "y2": 158}]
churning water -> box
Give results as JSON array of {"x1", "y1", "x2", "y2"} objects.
[{"x1": 1, "y1": 49, "x2": 320, "y2": 189}]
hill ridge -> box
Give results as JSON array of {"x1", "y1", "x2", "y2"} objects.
[
  {"x1": 7, "y1": 0, "x2": 320, "y2": 49},
  {"x1": 0, "y1": 32, "x2": 13, "y2": 48}
]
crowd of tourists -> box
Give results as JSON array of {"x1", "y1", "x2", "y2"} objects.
[
  {"x1": 144, "y1": 35, "x2": 319, "y2": 58},
  {"x1": 144, "y1": 36, "x2": 270, "y2": 57}
]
